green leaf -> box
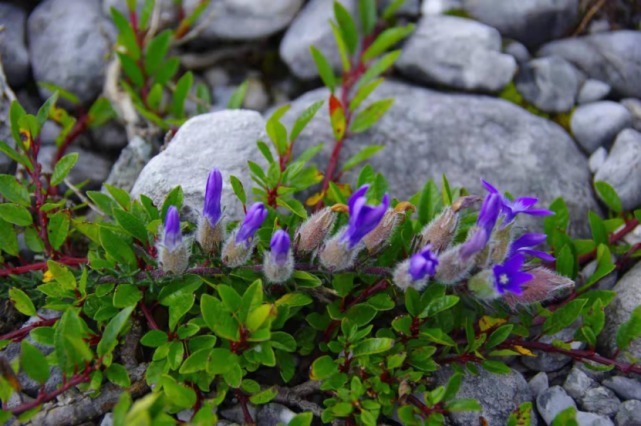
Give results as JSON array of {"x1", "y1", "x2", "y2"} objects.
[
  {"x1": 556, "y1": 244, "x2": 575, "y2": 279},
  {"x1": 404, "y1": 287, "x2": 421, "y2": 317},
  {"x1": 99, "y1": 227, "x2": 137, "y2": 269},
  {"x1": 358, "y1": 0, "x2": 377, "y2": 35},
  {"x1": 0, "y1": 218, "x2": 18, "y2": 256},
  {"x1": 141, "y1": 330, "x2": 168, "y2": 348},
  {"x1": 113, "y1": 208, "x2": 148, "y2": 244},
  {"x1": 288, "y1": 412, "x2": 313, "y2": 426},
  {"x1": 0, "y1": 141, "x2": 31, "y2": 171},
  {"x1": 218, "y1": 285, "x2": 243, "y2": 312},
  {"x1": 87, "y1": 97, "x2": 115, "y2": 128},
  {"x1": 330, "y1": 22, "x2": 351, "y2": 72},
  {"x1": 616, "y1": 305, "x2": 641, "y2": 351},
  {"x1": 350, "y1": 99, "x2": 394, "y2": 133},
  {"x1": 266, "y1": 111, "x2": 289, "y2": 155},
  {"x1": 349, "y1": 78, "x2": 383, "y2": 111},
  {"x1": 9, "y1": 288, "x2": 36, "y2": 317},
  {"x1": 20, "y1": 341, "x2": 49, "y2": 384},
  {"x1": 333, "y1": 1, "x2": 358, "y2": 54},
  {"x1": 113, "y1": 284, "x2": 143, "y2": 308},
  {"x1": 179, "y1": 347, "x2": 210, "y2": 374},
  {"x1": 581, "y1": 244, "x2": 615, "y2": 291},
  {"x1": 227, "y1": 80, "x2": 249, "y2": 109},
  {"x1": 37, "y1": 92, "x2": 59, "y2": 126},
  {"x1": 229, "y1": 175, "x2": 246, "y2": 205},
  {"x1": 161, "y1": 375, "x2": 196, "y2": 409},
  {"x1": 161, "y1": 186, "x2": 183, "y2": 221},
  {"x1": 310, "y1": 46, "x2": 336, "y2": 92},
  {"x1": 106, "y1": 363, "x2": 131, "y2": 387},
  {"x1": 207, "y1": 348, "x2": 238, "y2": 375},
  {"x1": 55, "y1": 309, "x2": 92, "y2": 375},
  {"x1": 310, "y1": 355, "x2": 338, "y2": 380},
  {"x1": 201, "y1": 295, "x2": 240, "y2": 341},
  {"x1": 481, "y1": 359, "x2": 511, "y2": 374},
  {"x1": 551, "y1": 406, "x2": 578, "y2": 426},
  {"x1": 445, "y1": 398, "x2": 482, "y2": 412},
  {"x1": 257, "y1": 141, "x2": 275, "y2": 164},
  {"x1": 486, "y1": 324, "x2": 513, "y2": 349},
  {"x1": 342, "y1": 145, "x2": 384, "y2": 171},
  {"x1": 290, "y1": 100, "x2": 324, "y2": 141},
  {"x1": 276, "y1": 197, "x2": 307, "y2": 219},
  {"x1": 0, "y1": 203, "x2": 32, "y2": 226},
  {"x1": 47, "y1": 211, "x2": 70, "y2": 250},
  {"x1": 246, "y1": 304, "x2": 275, "y2": 332},
  {"x1": 111, "y1": 7, "x2": 141, "y2": 59},
  {"x1": 9, "y1": 101, "x2": 26, "y2": 145},
  {"x1": 270, "y1": 331, "x2": 297, "y2": 352},
  {"x1": 48, "y1": 149, "x2": 78, "y2": 185},
  {"x1": 118, "y1": 53, "x2": 144, "y2": 87},
  {"x1": 544, "y1": 298, "x2": 587, "y2": 335},
  {"x1": 171, "y1": 72, "x2": 193, "y2": 118},
  {"x1": 351, "y1": 338, "x2": 394, "y2": 356},
  {"x1": 168, "y1": 294, "x2": 194, "y2": 331},
  {"x1": 594, "y1": 181, "x2": 622, "y2": 213},
  {"x1": 23, "y1": 227, "x2": 44, "y2": 253},
  {"x1": 358, "y1": 50, "x2": 401, "y2": 87},
  {"x1": 363, "y1": 25, "x2": 414, "y2": 61},
  {"x1": 249, "y1": 387, "x2": 278, "y2": 405},
  {"x1": 97, "y1": 306, "x2": 135, "y2": 357},
  {"x1": 144, "y1": 30, "x2": 172, "y2": 75},
  {"x1": 588, "y1": 211, "x2": 608, "y2": 246},
  {"x1": 0, "y1": 175, "x2": 30, "y2": 206},
  {"x1": 154, "y1": 57, "x2": 180, "y2": 85}
]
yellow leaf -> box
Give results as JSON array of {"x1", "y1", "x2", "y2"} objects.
[
  {"x1": 305, "y1": 192, "x2": 324, "y2": 206},
  {"x1": 42, "y1": 270, "x2": 54, "y2": 283},
  {"x1": 514, "y1": 345, "x2": 536, "y2": 357},
  {"x1": 479, "y1": 315, "x2": 507, "y2": 332}
]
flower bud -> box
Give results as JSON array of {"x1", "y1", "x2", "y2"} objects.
[
  {"x1": 197, "y1": 168, "x2": 226, "y2": 255},
  {"x1": 222, "y1": 203, "x2": 267, "y2": 267},
  {"x1": 393, "y1": 245, "x2": 438, "y2": 291},
  {"x1": 294, "y1": 207, "x2": 337, "y2": 256},
  {"x1": 319, "y1": 229, "x2": 359, "y2": 272},
  {"x1": 157, "y1": 206, "x2": 189, "y2": 274},
  {"x1": 197, "y1": 217, "x2": 226, "y2": 255},
  {"x1": 417, "y1": 207, "x2": 459, "y2": 254},
  {"x1": 434, "y1": 246, "x2": 475, "y2": 285},
  {"x1": 468, "y1": 270, "x2": 500, "y2": 300},
  {"x1": 502, "y1": 267, "x2": 574, "y2": 310},
  {"x1": 363, "y1": 206, "x2": 407, "y2": 255},
  {"x1": 263, "y1": 230, "x2": 294, "y2": 283},
  {"x1": 341, "y1": 185, "x2": 390, "y2": 249}
]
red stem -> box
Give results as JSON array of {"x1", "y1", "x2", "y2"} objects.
[
  {"x1": 578, "y1": 218, "x2": 639, "y2": 265},
  {"x1": 235, "y1": 390, "x2": 255, "y2": 426},
  {"x1": 139, "y1": 300, "x2": 159, "y2": 330},
  {"x1": 53, "y1": 113, "x2": 88, "y2": 165},
  {"x1": 0, "y1": 257, "x2": 87, "y2": 278},
  {"x1": 0, "y1": 317, "x2": 58, "y2": 342}
]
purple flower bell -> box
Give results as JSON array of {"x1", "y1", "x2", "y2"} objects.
[
  {"x1": 264, "y1": 229, "x2": 294, "y2": 283},
  {"x1": 203, "y1": 168, "x2": 222, "y2": 227},
  {"x1": 481, "y1": 179, "x2": 553, "y2": 225},
  {"x1": 341, "y1": 185, "x2": 390, "y2": 249},
  {"x1": 270, "y1": 229, "x2": 291, "y2": 266},
  {"x1": 163, "y1": 206, "x2": 182, "y2": 251},
  {"x1": 509, "y1": 233, "x2": 555, "y2": 262},
  {"x1": 409, "y1": 245, "x2": 439, "y2": 281},
  {"x1": 459, "y1": 192, "x2": 502, "y2": 259},
  {"x1": 236, "y1": 203, "x2": 267, "y2": 246},
  {"x1": 492, "y1": 253, "x2": 533, "y2": 296},
  {"x1": 158, "y1": 205, "x2": 189, "y2": 273}
]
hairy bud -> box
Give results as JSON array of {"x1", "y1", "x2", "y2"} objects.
[
  {"x1": 319, "y1": 229, "x2": 359, "y2": 272},
  {"x1": 294, "y1": 207, "x2": 337, "y2": 256},
  {"x1": 417, "y1": 207, "x2": 459, "y2": 253},
  {"x1": 488, "y1": 223, "x2": 513, "y2": 265},
  {"x1": 197, "y1": 217, "x2": 226, "y2": 255},
  {"x1": 157, "y1": 206, "x2": 189, "y2": 274},
  {"x1": 468, "y1": 270, "x2": 499, "y2": 300},
  {"x1": 221, "y1": 229, "x2": 256, "y2": 267},
  {"x1": 502, "y1": 267, "x2": 574, "y2": 310},
  {"x1": 363, "y1": 203, "x2": 412, "y2": 254},
  {"x1": 263, "y1": 230, "x2": 294, "y2": 283},
  {"x1": 434, "y1": 246, "x2": 475, "y2": 285},
  {"x1": 393, "y1": 245, "x2": 438, "y2": 292}
]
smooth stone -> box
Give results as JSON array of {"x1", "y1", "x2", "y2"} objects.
[
  {"x1": 536, "y1": 385, "x2": 576, "y2": 425},
  {"x1": 621, "y1": 98, "x2": 641, "y2": 132},
  {"x1": 255, "y1": 403, "x2": 296, "y2": 425},
  {"x1": 0, "y1": 3, "x2": 30, "y2": 87},
  {"x1": 89, "y1": 120, "x2": 129, "y2": 152},
  {"x1": 539, "y1": 31, "x2": 641, "y2": 98},
  {"x1": 184, "y1": 0, "x2": 303, "y2": 41},
  {"x1": 280, "y1": 0, "x2": 356, "y2": 80},
  {"x1": 575, "y1": 411, "x2": 615, "y2": 426},
  {"x1": 594, "y1": 129, "x2": 641, "y2": 211},
  {"x1": 588, "y1": 147, "x2": 607, "y2": 174},
  {"x1": 505, "y1": 41, "x2": 531, "y2": 64},
  {"x1": 463, "y1": 0, "x2": 579, "y2": 48},
  {"x1": 422, "y1": 0, "x2": 463, "y2": 15},
  {"x1": 578, "y1": 386, "x2": 620, "y2": 417},
  {"x1": 434, "y1": 366, "x2": 534, "y2": 426},
  {"x1": 397, "y1": 15, "x2": 517, "y2": 93},
  {"x1": 578, "y1": 80, "x2": 611, "y2": 105},
  {"x1": 529, "y1": 372, "x2": 549, "y2": 398},
  {"x1": 131, "y1": 110, "x2": 267, "y2": 222},
  {"x1": 522, "y1": 326, "x2": 585, "y2": 372},
  {"x1": 570, "y1": 101, "x2": 632, "y2": 153},
  {"x1": 280, "y1": 80, "x2": 598, "y2": 235},
  {"x1": 563, "y1": 366, "x2": 595, "y2": 400},
  {"x1": 603, "y1": 376, "x2": 641, "y2": 401},
  {"x1": 0, "y1": 62, "x2": 17, "y2": 174},
  {"x1": 515, "y1": 56, "x2": 580, "y2": 113},
  {"x1": 616, "y1": 400, "x2": 641, "y2": 426},
  {"x1": 29, "y1": 0, "x2": 113, "y2": 105},
  {"x1": 599, "y1": 262, "x2": 641, "y2": 360},
  {"x1": 104, "y1": 136, "x2": 154, "y2": 192}
]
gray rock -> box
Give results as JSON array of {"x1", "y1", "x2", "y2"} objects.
[
  {"x1": 434, "y1": 366, "x2": 533, "y2": 426},
  {"x1": 100, "y1": 413, "x2": 113, "y2": 426},
  {"x1": 505, "y1": 41, "x2": 531, "y2": 65},
  {"x1": 0, "y1": 4, "x2": 30, "y2": 87},
  {"x1": 0, "y1": 61, "x2": 17, "y2": 174},
  {"x1": 28, "y1": 0, "x2": 112, "y2": 105},
  {"x1": 522, "y1": 326, "x2": 585, "y2": 372},
  {"x1": 616, "y1": 400, "x2": 641, "y2": 426},
  {"x1": 538, "y1": 31, "x2": 641, "y2": 99},
  {"x1": 185, "y1": 0, "x2": 302, "y2": 41},
  {"x1": 529, "y1": 372, "x2": 549, "y2": 398},
  {"x1": 39, "y1": 145, "x2": 114, "y2": 189},
  {"x1": 422, "y1": 0, "x2": 463, "y2": 15},
  {"x1": 281, "y1": 80, "x2": 598, "y2": 235},
  {"x1": 579, "y1": 386, "x2": 620, "y2": 417},
  {"x1": 221, "y1": 403, "x2": 257, "y2": 424},
  {"x1": 102, "y1": 0, "x2": 178, "y2": 29},
  {"x1": 383, "y1": 0, "x2": 420, "y2": 17},
  {"x1": 515, "y1": 56, "x2": 580, "y2": 113},
  {"x1": 578, "y1": 80, "x2": 611, "y2": 105},
  {"x1": 603, "y1": 376, "x2": 641, "y2": 401},
  {"x1": 594, "y1": 129, "x2": 641, "y2": 211},
  {"x1": 600, "y1": 262, "x2": 641, "y2": 359},
  {"x1": 280, "y1": 0, "x2": 355, "y2": 80},
  {"x1": 570, "y1": 101, "x2": 632, "y2": 153},
  {"x1": 575, "y1": 411, "x2": 615, "y2": 426},
  {"x1": 397, "y1": 15, "x2": 517, "y2": 93},
  {"x1": 588, "y1": 147, "x2": 607, "y2": 174},
  {"x1": 131, "y1": 110, "x2": 267, "y2": 222},
  {"x1": 255, "y1": 403, "x2": 296, "y2": 425},
  {"x1": 104, "y1": 136, "x2": 154, "y2": 192},
  {"x1": 621, "y1": 98, "x2": 641, "y2": 132},
  {"x1": 463, "y1": 0, "x2": 579, "y2": 48},
  {"x1": 563, "y1": 366, "x2": 595, "y2": 400},
  {"x1": 537, "y1": 386, "x2": 576, "y2": 425},
  {"x1": 89, "y1": 120, "x2": 129, "y2": 152}
]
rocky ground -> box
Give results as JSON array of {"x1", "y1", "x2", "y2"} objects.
[{"x1": 1, "y1": 0, "x2": 641, "y2": 425}]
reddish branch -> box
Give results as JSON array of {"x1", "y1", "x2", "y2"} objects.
[
  {"x1": 53, "y1": 113, "x2": 89, "y2": 164},
  {"x1": 234, "y1": 390, "x2": 255, "y2": 426},
  {"x1": 0, "y1": 317, "x2": 58, "y2": 342},
  {"x1": 139, "y1": 300, "x2": 159, "y2": 330},
  {"x1": 0, "y1": 256, "x2": 87, "y2": 278},
  {"x1": 406, "y1": 395, "x2": 446, "y2": 418},
  {"x1": 579, "y1": 217, "x2": 639, "y2": 265}
]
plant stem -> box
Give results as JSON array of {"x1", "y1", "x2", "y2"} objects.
[
  {"x1": 53, "y1": 113, "x2": 89, "y2": 165},
  {"x1": 0, "y1": 317, "x2": 59, "y2": 342},
  {"x1": 578, "y1": 217, "x2": 639, "y2": 265},
  {"x1": 139, "y1": 300, "x2": 159, "y2": 330},
  {"x1": 0, "y1": 256, "x2": 87, "y2": 278},
  {"x1": 234, "y1": 389, "x2": 255, "y2": 426}
]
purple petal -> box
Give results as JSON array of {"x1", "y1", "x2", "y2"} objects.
[
  {"x1": 510, "y1": 197, "x2": 539, "y2": 213},
  {"x1": 459, "y1": 227, "x2": 488, "y2": 260},
  {"x1": 481, "y1": 179, "x2": 500, "y2": 194},
  {"x1": 478, "y1": 193, "x2": 502, "y2": 232},
  {"x1": 270, "y1": 229, "x2": 291, "y2": 265},
  {"x1": 236, "y1": 203, "x2": 267, "y2": 244},
  {"x1": 164, "y1": 206, "x2": 182, "y2": 250},
  {"x1": 523, "y1": 208, "x2": 555, "y2": 217},
  {"x1": 511, "y1": 233, "x2": 547, "y2": 251},
  {"x1": 520, "y1": 248, "x2": 555, "y2": 262},
  {"x1": 348, "y1": 184, "x2": 370, "y2": 213},
  {"x1": 204, "y1": 168, "x2": 223, "y2": 226},
  {"x1": 409, "y1": 254, "x2": 428, "y2": 281}
]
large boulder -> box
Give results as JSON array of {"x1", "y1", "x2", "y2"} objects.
[
  {"x1": 184, "y1": 0, "x2": 303, "y2": 41},
  {"x1": 397, "y1": 15, "x2": 516, "y2": 93},
  {"x1": 280, "y1": 0, "x2": 356, "y2": 80},
  {"x1": 463, "y1": 0, "x2": 579, "y2": 49},
  {"x1": 280, "y1": 80, "x2": 597, "y2": 235},
  {"x1": 0, "y1": 3, "x2": 30, "y2": 87},
  {"x1": 28, "y1": 0, "x2": 113, "y2": 105},
  {"x1": 538, "y1": 31, "x2": 641, "y2": 99},
  {"x1": 131, "y1": 110, "x2": 267, "y2": 222}
]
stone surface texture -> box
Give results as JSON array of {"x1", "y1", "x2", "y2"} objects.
[
  {"x1": 570, "y1": 101, "x2": 632, "y2": 153},
  {"x1": 0, "y1": 3, "x2": 30, "y2": 87},
  {"x1": 515, "y1": 56, "x2": 580, "y2": 112}
]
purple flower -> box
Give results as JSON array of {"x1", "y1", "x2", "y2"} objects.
[
  {"x1": 482, "y1": 179, "x2": 553, "y2": 225},
  {"x1": 492, "y1": 253, "x2": 533, "y2": 295},
  {"x1": 204, "y1": 168, "x2": 222, "y2": 226},
  {"x1": 163, "y1": 206, "x2": 182, "y2": 251},
  {"x1": 409, "y1": 245, "x2": 439, "y2": 281},
  {"x1": 509, "y1": 233, "x2": 555, "y2": 262},
  {"x1": 236, "y1": 203, "x2": 267, "y2": 245},
  {"x1": 341, "y1": 185, "x2": 390, "y2": 249},
  {"x1": 270, "y1": 229, "x2": 291, "y2": 266},
  {"x1": 459, "y1": 192, "x2": 502, "y2": 259}
]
